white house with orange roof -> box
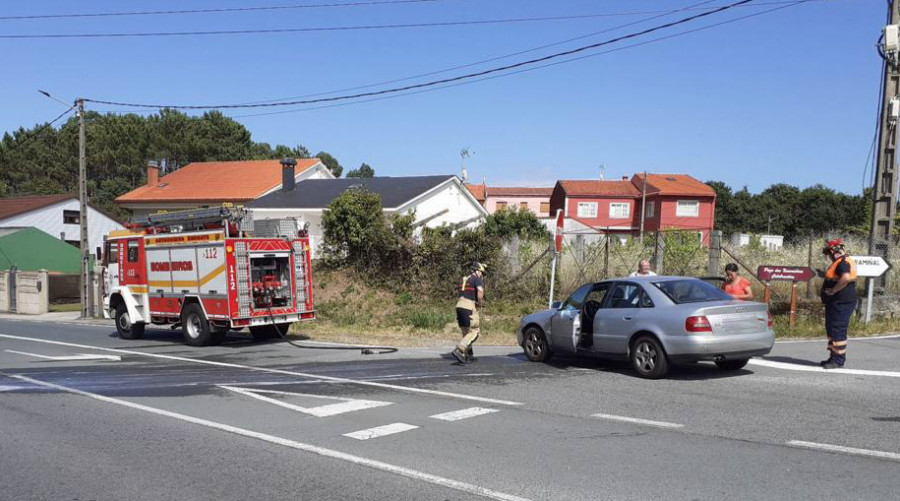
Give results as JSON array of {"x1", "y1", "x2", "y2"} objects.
[{"x1": 115, "y1": 158, "x2": 333, "y2": 219}]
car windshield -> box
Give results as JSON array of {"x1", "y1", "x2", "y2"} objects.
[{"x1": 653, "y1": 279, "x2": 732, "y2": 304}]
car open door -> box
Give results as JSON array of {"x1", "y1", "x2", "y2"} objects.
[{"x1": 550, "y1": 283, "x2": 591, "y2": 353}]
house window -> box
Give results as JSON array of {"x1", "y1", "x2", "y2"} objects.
[
  {"x1": 496, "y1": 201, "x2": 508, "y2": 211},
  {"x1": 540, "y1": 202, "x2": 550, "y2": 214},
  {"x1": 520, "y1": 202, "x2": 528, "y2": 210},
  {"x1": 645, "y1": 201, "x2": 655, "y2": 218},
  {"x1": 676, "y1": 200, "x2": 700, "y2": 217},
  {"x1": 577, "y1": 202, "x2": 598, "y2": 218},
  {"x1": 63, "y1": 210, "x2": 80, "y2": 224},
  {"x1": 609, "y1": 203, "x2": 630, "y2": 219}
]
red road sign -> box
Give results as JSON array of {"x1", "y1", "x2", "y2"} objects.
[
  {"x1": 554, "y1": 210, "x2": 564, "y2": 253},
  {"x1": 756, "y1": 265, "x2": 815, "y2": 282}
]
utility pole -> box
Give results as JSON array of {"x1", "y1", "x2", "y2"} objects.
[
  {"x1": 870, "y1": 0, "x2": 900, "y2": 290},
  {"x1": 77, "y1": 98, "x2": 91, "y2": 318}
]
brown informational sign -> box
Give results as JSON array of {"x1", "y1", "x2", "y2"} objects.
[{"x1": 756, "y1": 265, "x2": 815, "y2": 282}]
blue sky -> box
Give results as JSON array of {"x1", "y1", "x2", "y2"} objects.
[{"x1": 0, "y1": 0, "x2": 881, "y2": 194}]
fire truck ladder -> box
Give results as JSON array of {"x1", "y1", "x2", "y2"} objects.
[{"x1": 132, "y1": 206, "x2": 249, "y2": 233}]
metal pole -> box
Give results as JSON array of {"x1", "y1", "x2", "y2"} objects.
[
  {"x1": 548, "y1": 251, "x2": 558, "y2": 309},
  {"x1": 866, "y1": 277, "x2": 875, "y2": 325},
  {"x1": 869, "y1": 0, "x2": 900, "y2": 290},
  {"x1": 789, "y1": 282, "x2": 797, "y2": 329},
  {"x1": 639, "y1": 171, "x2": 647, "y2": 244},
  {"x1": 806, "y1": 231, "x2": 813, "y2": 299},
  {"x1": 78, "y1": 98, "x2": 91, "y2": 318}
]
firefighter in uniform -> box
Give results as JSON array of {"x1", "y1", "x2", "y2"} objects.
[
  {"x1": 451, "y1": 262, "x2": 485, "y2": 364},
  {"x1": 820, "y1": 239, "x2": 857, "y2": 369}
]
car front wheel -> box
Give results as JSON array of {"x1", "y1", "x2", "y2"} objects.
[
  {"x1": 631, "y1": 335, "x2": 669, "y2": 379},
  {"x1": 715, "y1": 358, "x2": 749, "y2": 371},
  {"x1": 115, "y1": 303, "x2": 144, "y2": 340},
  {"x1": 523, "y1": 326, "x2": 553, "y2": 362}
]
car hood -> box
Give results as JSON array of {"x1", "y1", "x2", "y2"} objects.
[{"x1": 522, "y1": 308, "x2": 556, "y2": 325}]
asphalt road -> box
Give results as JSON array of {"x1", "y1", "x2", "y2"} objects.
[{"x1": 2, "y1": 318, "x2": 899, "y2": 500}]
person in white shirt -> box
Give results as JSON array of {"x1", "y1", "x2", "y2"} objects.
[{"x1": 629, "y1": 259, "x2": 657, "y2": 277}]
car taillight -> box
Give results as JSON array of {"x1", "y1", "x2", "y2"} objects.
[
  {"x1": 767, "y1": 311, "x2": 773, "y2": 328},
  {"x1": 685, "y1": 316, "x2": 712, "y2": 333}
]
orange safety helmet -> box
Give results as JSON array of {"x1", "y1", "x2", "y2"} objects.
[{"x1": 822, "y1": 238, "x2": 845, "y2": 255}]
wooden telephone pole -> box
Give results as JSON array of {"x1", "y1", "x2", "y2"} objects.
[
  {"x1": 78, "y1": 98, "x2": 91, "y2": 318},
  {"x1": 869, "y1": 0, "x2": 900, "y2": 290}
]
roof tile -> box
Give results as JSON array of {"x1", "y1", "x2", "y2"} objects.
[
  {"x1": 558, "y1": 180, "x2": 642, "y2": 197},
  {"x1": 0, "y1": 193, "x2": 75, "y2": 221}
]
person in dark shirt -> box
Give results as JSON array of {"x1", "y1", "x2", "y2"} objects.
[
  {"x1": 819, "y1": 239, "x2": 857, "y2": 369},
  {"x1": 451, "y1": 262, "x2": 485, "y2": 364}
]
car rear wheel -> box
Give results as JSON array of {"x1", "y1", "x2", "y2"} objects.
[
  {"x1": 631, "y1": 335, "x2": 669, "y2": 379},
  {"x1": 523, "y1": 326, "x2": 553, "y2": 362},
  {"x1": 115, "y1": 303, "x2": 144, "y2": 340},
  {"x1": 715, "y1": 358, "x2": 749, "y2": 371}
]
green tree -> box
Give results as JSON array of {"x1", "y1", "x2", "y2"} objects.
[
  {"x1": 316, "y1": 151, "x2": 343, "y2": 177},
  {"x1": 482, "y1": 207, "x2": 550, "y2": 240},
  {"x1": 346, "y1": 162, "x2": 375, "y2": 178},
  {"x1": 321, "y1": 188, "x2": 391, "y2": 267},
  {"x1": 706, "y1": 180, "x2": 736, "y2": 236}
]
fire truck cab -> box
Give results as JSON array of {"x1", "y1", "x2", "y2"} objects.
[{"x1": 101, "y1": 207, "x2": 314, "y2": 346}]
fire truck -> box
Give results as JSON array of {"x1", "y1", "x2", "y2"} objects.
[{"x1": 101, "y1": 207, "x2": 314, "y2": 346}]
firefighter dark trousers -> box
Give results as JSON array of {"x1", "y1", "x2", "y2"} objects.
[{"x1": 825, "y1": 300, "x2": 853, "y2": 366}]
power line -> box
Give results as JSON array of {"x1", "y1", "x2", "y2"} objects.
[
  {"x1": 0, "y1": 1, "x2": 826, "y2": 40},
  {"x1": 239, "y1": 0, "x2": 724, "y2": 105},
  {"x1": 0, "y1": 0, "x2": 446, "y2": 21},
  {"x1": 83, "y1": 0, "x2": 765, "y2": 110},
  {"x1": 231, "y1": 0, "x2": 816, "y2": 118},
  {"x1": 0, "y1": 106, "x2": 76, "y2": 162}
]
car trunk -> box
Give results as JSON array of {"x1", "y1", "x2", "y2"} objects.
[{"x1": 695, "y1": 302, "x2": 768, "y2": 335}]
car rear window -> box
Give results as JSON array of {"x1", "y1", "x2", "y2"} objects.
[{"x1": 653, "y1": 279, "x2": 732, "y2": 304}]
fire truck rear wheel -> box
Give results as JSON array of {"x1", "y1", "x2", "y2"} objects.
[
  {"x1": 115, "y1": 303, "x2": 144, "y2": 340},
  {"x1": 181, "y1": 303, "x2": 212, "y2": 347}
]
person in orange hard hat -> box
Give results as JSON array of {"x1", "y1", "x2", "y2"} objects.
[{"x1": 820, "y1": 239, "x2": 857, "y2": 369}]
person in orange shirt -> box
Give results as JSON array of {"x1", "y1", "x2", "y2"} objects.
[{"x1": 722, "y1": 263, "x2": 753, "y2": 300}]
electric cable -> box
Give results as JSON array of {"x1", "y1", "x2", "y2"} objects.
[
  {"x1": 0, "y1": 0, "x2": 448, "y2": 21},
  {"x1": 82, "y1": 0, "x2": 764, "y2": 110},
  {"x1": 0, "y1": 106, "x2": 75, "y2": 162},
  {"x1": 229, "y1": 0, "x2": 815, "y2": 118}
]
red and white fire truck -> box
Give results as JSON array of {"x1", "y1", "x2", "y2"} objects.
[{"x1": 101, "y1": 207, "x2": 314, "y2": 346}]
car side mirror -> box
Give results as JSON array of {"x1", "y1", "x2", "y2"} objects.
[{"x1": 551, "y1": 301, "x2": 562, "y2": 309}]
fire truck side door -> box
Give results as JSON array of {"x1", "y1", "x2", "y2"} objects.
[{"x1": 120, "y1": 238, "x2": 146, "y2": 287}]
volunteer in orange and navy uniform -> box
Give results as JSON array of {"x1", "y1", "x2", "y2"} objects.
[
  {"x1": 820, "y1": 239, "x2": 857, "y2": 369},
  {"x1": 451, "y1": 262, "x2": 485, "y2": 364}
]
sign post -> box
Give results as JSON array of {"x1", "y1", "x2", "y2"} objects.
[
  {"x1": 849, "y1": 256, "x2": 892, "y2": 324},
  {"x1": 548, "y1": 210, "x2": 564, "y2": 308},
  {"x1": 757, "y1": 265, "x2": 816, "y2": 329}
]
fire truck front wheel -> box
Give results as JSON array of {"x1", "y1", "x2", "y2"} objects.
[
  {"x1": 115, "y1": 303, "x2": 145, "y2": 340},
  {"x1": 181, "y1": 303, "x2": 212, "y2": 347}
]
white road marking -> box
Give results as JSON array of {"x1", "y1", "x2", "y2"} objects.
[
  {"x1": 787, "y1": 441, "x2": 900, "y2": 462},
  {"x1": 1, "y1": 372, "x2": 530, "y2": 501},
  {"x1": 776, "y1": 334, "x2": 900, "y2": 344},
  {"x1": 0, "y1": 384, "x2": 31, "y2": 392},
  {"x1": 343, "y1": 423, "x2": 419, "y2": 441},
  {"x1": 749, "y1": 359, "x2": 900, "y2": 378},
  {"x1": 219, "y1": 385, "x2": 391, "y2": 417},
  {"x1": 430, "y1": 407, "x2": 499, "y2": 422},
  {"x1": 0, "y1": 333, "x2": 522, "y2": 406},
  {"x1": 4, "y1": 349, "x2": 121, "y2": 362},
  {"x1": 591, "y1": 413, "x2": 684, "y2": 429}
]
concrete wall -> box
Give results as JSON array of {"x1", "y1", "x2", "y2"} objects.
[
  {"x1": 0, "y1": 271, "x2": 9, "y2": 312},
  {"x1": 0, "y1": 199, "x2": 123, "y2": 252},
  {"x1": 13, "y1": 271, "x2": 49, "y2": 314}
]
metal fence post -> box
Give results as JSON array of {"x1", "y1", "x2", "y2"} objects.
[
  {"x1": 653, "y1": 232, "x2": 664, "y2": 275},
  {"x1": 708, "y1": 230, "x2": 722, "y2": 276}
]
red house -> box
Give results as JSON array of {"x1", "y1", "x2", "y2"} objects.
[{"x1": 549, "y1": 174, "x2": 716, "y2": 244}]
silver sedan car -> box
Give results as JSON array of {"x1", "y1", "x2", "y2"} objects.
[{"x1": 516, "y1": 276, "x2": 775, "y2": 379}]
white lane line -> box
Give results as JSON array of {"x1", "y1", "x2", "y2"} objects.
[
  {"x1": 776, "y1": 334, "x2": 900, "y2": 344},
  {"x1": 343, "y1": 423, "x2": 419, "y2": 441},
  {"x1": 4, "y1": 349, "x2": 121, "y2": 362},
  {"x1": 1, "y1": 373, "x2": 529, "y2": 501},
  {"x1": 0, "y1": 333, "x2": 522, "y2": 407},
  {"x1": 591, "y1": 413, "x2": 684, "y2": 429},
  {"x1": 219, "y1": 385, "x2": 391, "y2": 417},
  {"x1": 787, "y1": 441, "x2": 900, "y2": 462},
  {"x1": 749, "y1": 359, "x2": 900, "y2": 378},
  {"x1": 430, "y1": 407, "x2": 499, "y2": 422}
]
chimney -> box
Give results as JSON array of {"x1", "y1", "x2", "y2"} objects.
[
  {"x1": 622, "y1": 175, "x2": 629, "y2": 181},
  {"x1": 280, "y1": 158, "x2": 297, "y2": 192},
  {"x1": 146, "y1": 160, "x2": 160, "y2": 187}
]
